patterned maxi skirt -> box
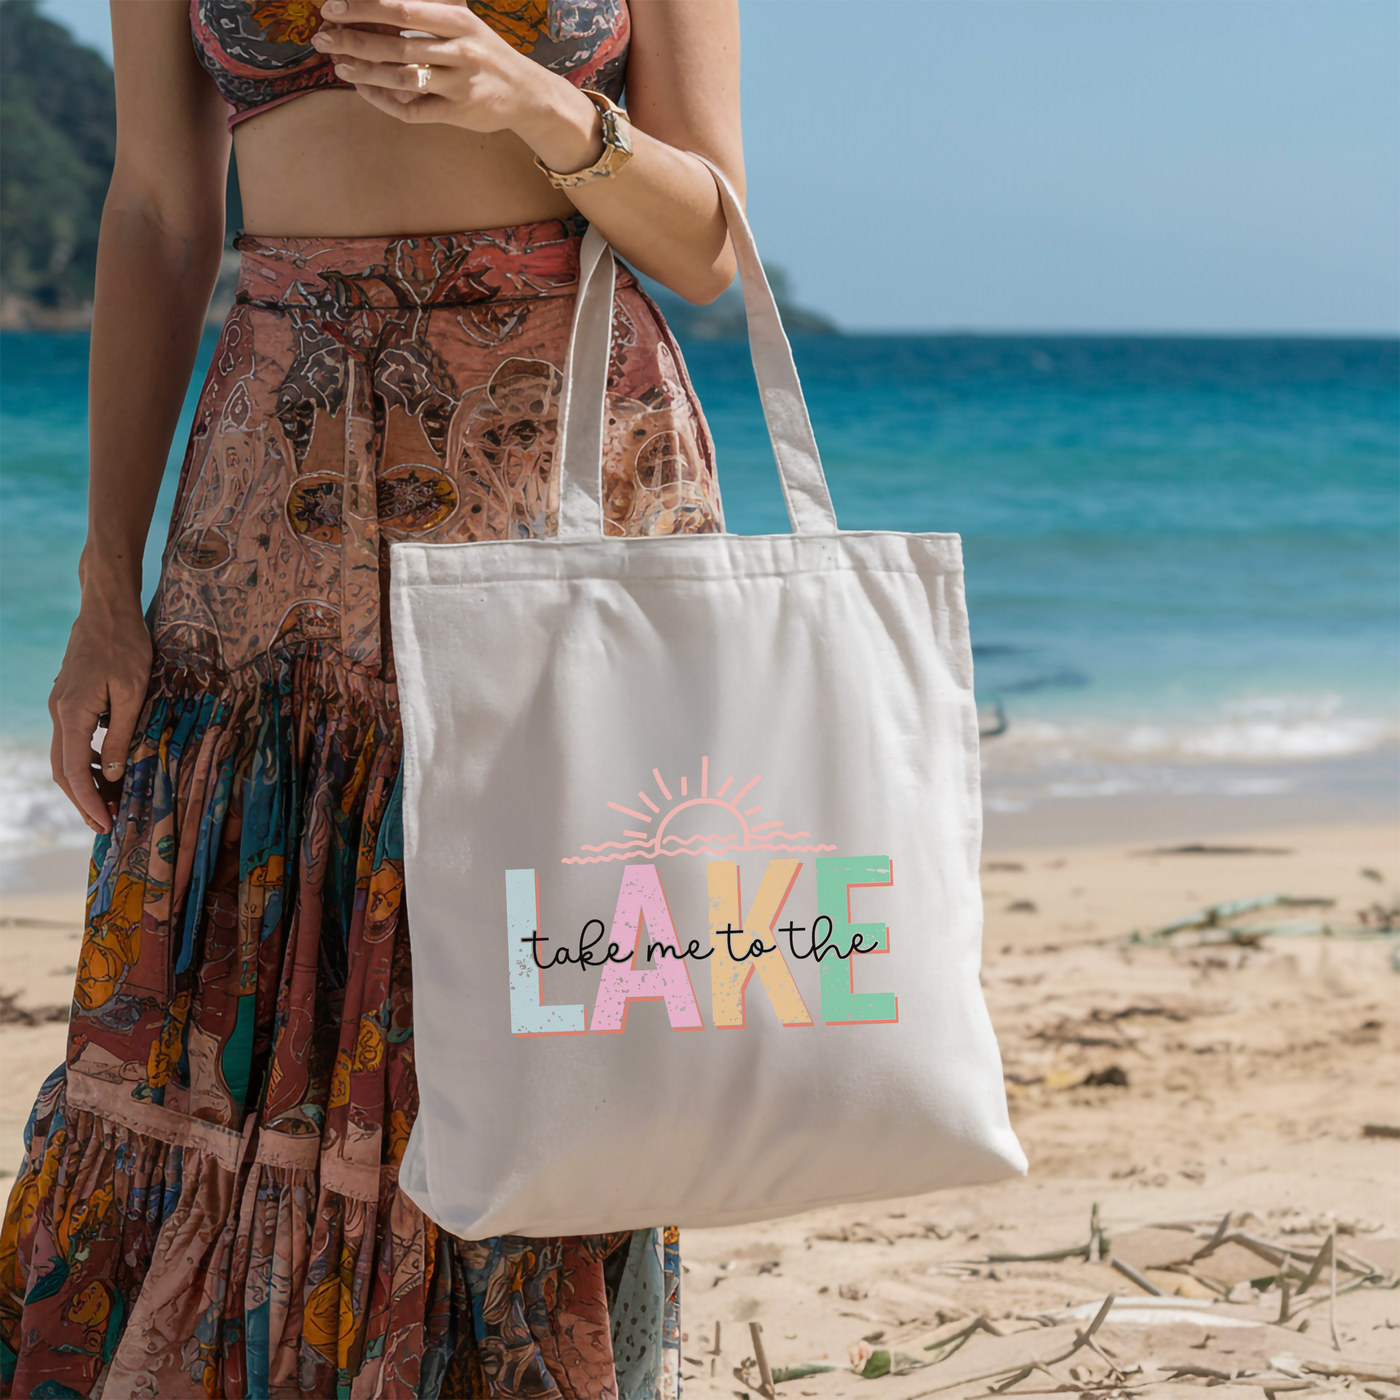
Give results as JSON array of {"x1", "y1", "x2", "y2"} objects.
[{"x1": 0, "y1": 214, "x2": 725, "y2": 1398}]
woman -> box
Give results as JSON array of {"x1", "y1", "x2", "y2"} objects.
[{"x1": 1, "y1": 0, "x2": 740, "y2": 1393}]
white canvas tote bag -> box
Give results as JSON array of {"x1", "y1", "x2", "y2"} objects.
[{"x1": 388, "y1": 156, "x2": 1025, "y2": 1239}]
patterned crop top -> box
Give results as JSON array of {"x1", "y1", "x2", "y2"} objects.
[{"x1": 191, "y1": 0, "x2": 630, "y2": 129}]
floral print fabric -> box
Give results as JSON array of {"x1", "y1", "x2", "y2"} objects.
[{"x1": 0, "y1": 215, "x2": 718, "y2": 1397}]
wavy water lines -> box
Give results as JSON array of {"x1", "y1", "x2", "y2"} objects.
[{"x1": 562, "y1": 758, "x2": 837, "y2": 864}]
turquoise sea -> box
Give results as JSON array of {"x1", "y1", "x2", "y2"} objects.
[{"x1": 2, "y1": 330, "x2": 1397, "y2": 870}]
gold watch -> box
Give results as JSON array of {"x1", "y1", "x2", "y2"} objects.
[{"x1": 534, "y1": 89, "x2": 634, "y2": 189}]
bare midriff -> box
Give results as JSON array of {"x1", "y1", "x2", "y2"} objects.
[{"x1": 233, "y1": 90, "x2": 580, "y2": 237}]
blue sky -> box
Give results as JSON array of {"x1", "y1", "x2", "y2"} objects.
[{"x1": 40, "y1": 0, "x2": 1400, "y2": 334}]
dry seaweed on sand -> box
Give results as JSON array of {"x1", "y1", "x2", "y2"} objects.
[{"x1": 1126, "y1": 894, "x2": 1377, "y2": 945}]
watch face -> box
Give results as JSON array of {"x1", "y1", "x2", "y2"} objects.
[{"x1": 602, "y1": 110, "x2": 633, "y2": 158}]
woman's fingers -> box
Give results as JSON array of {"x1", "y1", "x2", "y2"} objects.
[
  {"x1": 50, "y1": 687, "x2": 112, "y2": 833},
  {"x1": 48, "y1": 710, "x2": 81, "y2": 820},
  {"x1": 313, "y1": 23, "x2": 448, "y2": 65},
  {"x1": 98, "y1": 683, "x2": 144, "y2": 819},
  {"x1": 348, "y1": 80, "x2": 451, "y2": 116},
  {"x1": 318, "y1": 0, "x2": 481, "y2": 40},
  {"x1": 332, "y1": 56, "x2": 437, "y2": 93}
]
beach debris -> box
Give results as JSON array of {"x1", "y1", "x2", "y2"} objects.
[
  {"x1": 1132, "y1": 894, "x2": 1335, "y2": 942},
  {"x1": 1006, "y1": 901, "x2": 1037, "y2": 914},
  {"x1": 1327, "y1": 1226, "x2": 1340, "y2": 1352},
  {"x1": 770, "y1": 1365, "x2": 835, "y2": 1383},
  {"x1": 734, "y1": 1225, "x2": 1396, "y2": 1396},
  {"x1": 0, "y1": 989, "x2": 69, "y2": 1027},
  {"x1": 1110, "y1": 1226, "x2": 1200, "y2": 1272},
  {"x1": 1138, "y1": 844, "x2": 1295, "y2": 857},
  {"x1": 1055, "y1": 1296, "x2": 1253, "y2": 1328},
  {"x1": 900, "y1": 1293, "x2": 1117, "y2": 1397},
  {"x1": 1192, "y1": 1240, "x2": 1291, "y2": 1290},
  {"x1": 920, "y1": 1314, "x2": 1005, "y2": 1363},
  {"x1": 1195, "y1": 1209, "x2": 1234, "y2": 1256},
  {"x1": 844, "y1": 1342, "x2": 934, "y2": 1380},
  {"x1": 1110, "y1": 1255, "x2": 1164, "y2": 1295},
  {"x1": 732, "y1": 1322, "x2": 779, "y2": 1398},
  {"x1": 978, "y1": 701, "x2": 1008, "y2": 740},
  {"x1": 1297, "y1": 1232, "x2": 1336, "y2": 1296},
  {"x1": 751, "y1": 1322, "x2": 776, "y2": 1398},
  {"x1": 1301, "y1": 1360, "x2": 1400, "y2": 1385},
  {"x1": 810, "y1": 1222, "x2": 897, "y2": 1245},
  {"x1": 1089, "y1": 1002, "x2": 1194, "y2": 1023},
  {"x1": 984, "y1": 1241, "x2": 1092, "y2": 1264},
  {"x1": 1123, "y1": 891, "x2": 1398, "y2": 946},
  {"x1": 979, "y1": 1203, "x2": 1109, "y2": 1268},
  {"x1": 948, "y1": 1206, "x2": 1399, "y2": 1335},
  {"x1": 1363, "y1": 1123, "x2": 1400, "y2": 1139},
  {"x1": 1359, "y1": 900, "x2": 1400, "y2": 932},
  {"x1": 1361, "y1": 868, "x2": 1385, "y2": 882},
  {"x1": 1081, "y1": 1065, "x2": 1129, "y2": 1088},
  {"x1": 1029, "y1": 1017, "x2": 1140, "y2": 1050},
  {"x1": 848, "y1": 1343, "x2": 889, "y2": 1378}
]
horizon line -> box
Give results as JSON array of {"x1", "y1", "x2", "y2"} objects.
[{"x1": 802, "y1": 326, "x2": 1400, "y2": 342}]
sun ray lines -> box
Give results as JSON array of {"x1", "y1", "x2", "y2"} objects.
[
  {"x1": 731, "y1": 774, "x2": 761, "y2": 806},
  {"x1": 563, "y1": 839, "x2": 837, "y2": 866},
  {"x1": 572, "y1": 762, "x2": 826, "y2": 864}
]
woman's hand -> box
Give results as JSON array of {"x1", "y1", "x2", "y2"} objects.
[
  {"x1": 310, "y1": 0, "x2": 605, "y2": 173},
  {"x1": 49, "y1": 597, "x2": 153, "y2": 835},
  {"x1": 309, "y1": 0, "x2": 744, "y2": 305}
]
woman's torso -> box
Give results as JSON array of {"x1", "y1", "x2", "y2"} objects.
[{"x1": 192, "y1": 0, "x2": 630, "y2": 235}]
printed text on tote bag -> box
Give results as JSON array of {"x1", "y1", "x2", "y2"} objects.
[{"x1": 505, "y1": 758, "x2": 898, "y2": 1035}]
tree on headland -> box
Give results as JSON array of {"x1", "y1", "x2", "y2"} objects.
[
  {"x1": 0, "y1": 0, "x2": 116, "y2": 317},
  {"x1": 639, "y1": 262, "x2": 839, "y2": 339},
  {"x1": 0, "y1": 2, "x2": 243, "y2": 327},
  {"x1": 0, "y1": 1, "x2": 828, "y2": 337}
]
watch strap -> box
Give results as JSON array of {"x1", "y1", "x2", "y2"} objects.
[{"x1": 534, "y1": 90, "x2": 634, "y2": 190}]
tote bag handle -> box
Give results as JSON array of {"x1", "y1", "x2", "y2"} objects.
[{"x1": 555, "y1": 152, "x2": 840, "y2": 540}]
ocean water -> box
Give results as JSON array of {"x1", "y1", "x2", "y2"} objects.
[{"x1": 2, "y1": 331, "x2": 1396, "y2": 872}]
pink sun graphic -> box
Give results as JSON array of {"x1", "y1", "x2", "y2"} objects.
[{"x1": 561, "y1": 756, "x2": 837, "y2": 864}]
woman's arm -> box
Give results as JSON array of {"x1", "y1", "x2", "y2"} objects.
[
  {"x1": 312, "y1": 0, "x2": 745, "y2": 304},
  {"x1": 50, "y1": 0, "x2": 230, "y2": 833}
]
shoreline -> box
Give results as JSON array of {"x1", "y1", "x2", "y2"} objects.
[{"x1": 4, "y1": 755, "x2": 1396, "y2": 896}]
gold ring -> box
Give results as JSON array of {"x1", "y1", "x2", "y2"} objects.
[{"x1": 413, "y1": 64, "x2": 432, "y2": 92}]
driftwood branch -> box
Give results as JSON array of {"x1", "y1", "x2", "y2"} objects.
[{"x1": 903, "y1": 1294, "x2": 1117, "y2": 1399}]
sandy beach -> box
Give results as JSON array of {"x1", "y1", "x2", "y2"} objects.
[
  {"x1": 2, "y1": 815, "x2": 1396, "y2": 1396},
  {"x1": 676, "y1": 819, "x2": 1399, "y2": 1399}
]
